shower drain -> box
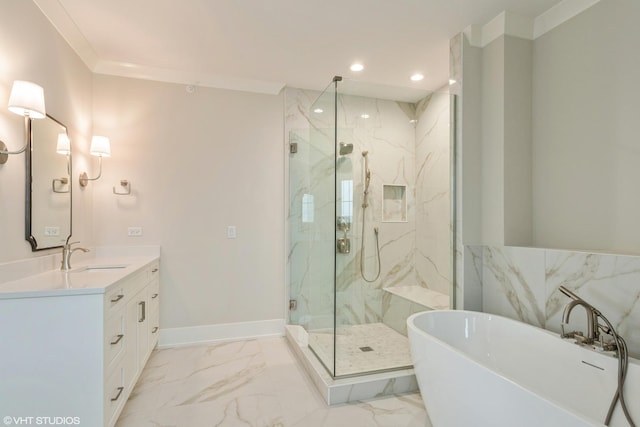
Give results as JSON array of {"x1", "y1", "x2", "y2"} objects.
[{"x1": 359, "y1": 346, "x2": 374, "y2": 352}]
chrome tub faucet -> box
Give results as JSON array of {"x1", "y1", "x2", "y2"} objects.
[{"x1": 558, "y1": 285, "x2": 616, "y2": 351}]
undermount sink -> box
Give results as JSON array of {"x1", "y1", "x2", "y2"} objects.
[{"x1": 72, "y1": 265, "x2": 129, "y2": 273}]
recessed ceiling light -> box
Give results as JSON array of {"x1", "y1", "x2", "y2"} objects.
[
  {"x1": 410, "y1": 73, "x2": 424, "y2": 82},
  {"x1": 361, "y1": 113, "x2": 370, "y2": 119},
  {"x1": 350, "y1": 63, "x2": 364, "y2": 72},
  {"x1": 313, "y1": 108, "x2": 323, "y2": 113}
]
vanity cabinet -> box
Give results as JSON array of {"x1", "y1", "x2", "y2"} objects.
[{"x1": 0, "y1": 258, "x2": 160, "y2": 427}]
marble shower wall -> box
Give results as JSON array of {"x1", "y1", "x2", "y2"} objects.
[
  {"x1": 481, "y1": 245, "x2": 640, "y2": 358},
  {"x1": 286, "y1": 86, "x2": 451, "y2": 331},
  {"x1": 415, "y1": 92, "x2": 451, "y2": 296}
]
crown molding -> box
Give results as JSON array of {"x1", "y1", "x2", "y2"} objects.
[
  {"x1": 464, "y1": 0, "x2": 600, "y2": 47},
  {"x1": 32, "y1": 0, "x2": 285, "y2": 95},
  {"x1": 33, "y1": 0, "x2": 99, "y2": 69},
  {"x1": 93, "y1": 61, "x2": 285, "y2": 95}
]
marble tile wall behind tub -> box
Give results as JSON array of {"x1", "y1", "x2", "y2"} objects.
[{"x1": 481, "y1": 245, "x2": 640, "y2": 358}]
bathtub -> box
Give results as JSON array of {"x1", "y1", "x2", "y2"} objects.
[{"x1": 407, "y1": 310, "x2": 640, "y2": 427}]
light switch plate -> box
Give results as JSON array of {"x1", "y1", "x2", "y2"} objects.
[{"x1": 227, "y1": 226, "x2": 237, "y2": 239}]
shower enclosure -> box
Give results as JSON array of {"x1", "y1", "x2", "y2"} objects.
[{"x1": 288, "y1": 77, "x2": 454, "y2": 378}]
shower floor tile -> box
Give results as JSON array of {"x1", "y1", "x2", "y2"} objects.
[{"x1": 308, "y1": 322, "x2": 413, "y2": 376}]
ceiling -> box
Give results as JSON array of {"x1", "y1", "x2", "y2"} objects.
[{"x1": 34, "y1": 0, "x2": 566, "y2": 101}]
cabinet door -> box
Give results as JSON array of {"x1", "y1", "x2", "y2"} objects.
[
  {"x1": 136, "y1": 289, "x2": 149, "y2": 368},
  {"x1": 124, "y1": 295, "x2": 140, "y2": 392}
]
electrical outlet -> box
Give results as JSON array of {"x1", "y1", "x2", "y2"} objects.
[
  {"x1": 128, "y1": 227, "x2": 143, "y2": 237},
  {"x1": 227, "y1": 226, "x2": 237, "y2": 239},
  {"x1": 44, "y1": 226, "x2": 60, "y2": 236}
]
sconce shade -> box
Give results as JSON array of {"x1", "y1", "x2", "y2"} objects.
[
  {"x1": 56, "y1": 133, "x2": 71, "y2": 155},
  {"x1": 7, "y1": 80, "x2": 46, "y2": 119},
  {"x1": 90, "y1": 135, "x2": 111, "y2": 157}
]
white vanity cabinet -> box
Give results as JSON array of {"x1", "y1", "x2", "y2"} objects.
[{"x1": 0, "y1": 257, "x2": 160, "y2": 427}]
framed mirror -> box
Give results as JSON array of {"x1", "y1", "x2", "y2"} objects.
[{"x1": 26, "y1": 114, "x2": 72, "y2": 251}]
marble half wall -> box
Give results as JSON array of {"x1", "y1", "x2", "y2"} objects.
[{"x1": 479, "y1": 245, "x2": 640, "y2": 358}]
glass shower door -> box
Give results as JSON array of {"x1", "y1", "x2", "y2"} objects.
[{"x1": 288, "y1": 80, "x2": 338, "y2": 375}]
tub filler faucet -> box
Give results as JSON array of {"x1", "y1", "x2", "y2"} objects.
[
  {"x1": 561, "y1": 297, "x2": 598, "y2": 345},
  {"x1": 558, "y1": 286, "x2": 617, "y2": 351},
  {"x1": 558, "y1": 285, "x2": 636, "y2": 427}
]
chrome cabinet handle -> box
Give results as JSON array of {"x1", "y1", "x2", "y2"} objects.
[
  {"x1": 110, "y1": 386, "x2": 124, "y2": 402},
  {"x1": 152, "y1": 327, "x2": 159, "y2": 333},
  {"x1": 110, "y1": 334, "x2": 124, "y2": 345},
  {"x1": 152, "y1": 268, "x2": 158, "y2": 273},
  {"x1": 139, "y1": 301, "x2": 146, "y2": 323},
  {"x1": 152, "y1": 293, "x2": 159, "y2": 299},
  {"x1": 110, "y1": 294, "x2": 124, "y2": 303}
]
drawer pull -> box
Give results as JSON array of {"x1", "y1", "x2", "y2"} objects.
[
  {"x1": 110, "y1": 386, "x2": 124, "y2": 402},
  {"x1": 110, "y1": 294, "x2": 124, "y2": 303},
  {"x1": 110, "y1": 334, "x2": 124, "y2": 345},
  {"x1": 152, "y1": 327, "x2": 159, "y2": 334},
  {"x1": 152, "y1": 293, "x2": 159, "y2": 299},
  {"x1": 152, "y1": 268, "x2": 159, "y2": 273},
  {"x1": 139, "y1": 301, "x2": 146, "y2": 323}
]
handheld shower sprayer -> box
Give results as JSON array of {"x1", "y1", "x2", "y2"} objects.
[
  {"x1": 360, "y1": 150, "x2": 381, "y2": 282},
  {"x1": 362, "y1": 151, "x2": 371, "y2": 207}
]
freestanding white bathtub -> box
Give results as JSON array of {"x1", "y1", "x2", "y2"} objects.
[{"x1": 407, "y1": 310, "x2": 640, "y2": 427}]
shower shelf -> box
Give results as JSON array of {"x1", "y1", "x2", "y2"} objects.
[{"x1": 382, "y1": 184, "x2": 407, "y2": 222}]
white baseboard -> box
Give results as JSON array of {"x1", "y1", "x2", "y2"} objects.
[{"x1": 158, "y1": 318, "x2": 286, "y2": 348}]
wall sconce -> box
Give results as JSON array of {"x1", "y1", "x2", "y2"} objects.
[
  {"x1": 56, "y1": 132, "x2": 71, "y2": 155},
  {"x1": 52, "y1": 132, "x2": 71, "y2": 193},
  {"x1": 0, "y1": 80, "x2": 46, "y2": 164},
  {"x1": 79, "y1": 135, "x2": 110, "y2": 187}
]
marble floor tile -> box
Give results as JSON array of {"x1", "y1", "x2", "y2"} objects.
[{"x1": 116, "y1": 337, "x2": 430, "y2": 427}]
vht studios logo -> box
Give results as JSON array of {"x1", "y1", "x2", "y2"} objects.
[{"x1": 3, "y1": 416, "x2": 81, "y2": 425}]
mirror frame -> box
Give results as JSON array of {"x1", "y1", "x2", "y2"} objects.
[{"x1": 25, "y1": 114, "x2": 72, "y2": 251}]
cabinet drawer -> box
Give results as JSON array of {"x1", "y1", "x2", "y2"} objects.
[
  {"x1": 104, "y1": 365, "x2": 126, "y2": 427},
  {"x1": 105, "y1": 285, "x2": 127, "y2": 315},
  {"x1": 149, "y1": 307, "x2": 160, "y2": 349},
  {"x1": 149, "y1": 278, "x2": 160, "y2": 314},
  {"x1": 104, "y1": 312, "x2": 125, "y2": 371},
  {"x1": 148, "y1": 262, "x2": 160, "y2": 282}
]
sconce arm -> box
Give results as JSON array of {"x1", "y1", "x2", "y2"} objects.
[
  {"x1": 79, "y1": 156, "x2": 103, "y2": 187},
  {"x1": 0, "y1": 116, "x2": 30, "y2": 164}
]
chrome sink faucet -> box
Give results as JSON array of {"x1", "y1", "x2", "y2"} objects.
[{"x1": 60, "y1": 237, "x2": 90, "y2": 271}]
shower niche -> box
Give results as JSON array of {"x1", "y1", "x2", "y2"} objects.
[{"x1": 382, "y1": 184, "x2": 407, "y2": 222}]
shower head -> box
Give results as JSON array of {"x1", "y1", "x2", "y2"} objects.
[
  {"x1": 339, "y1": 142, "x2": 353, "y2": 155},
  {"x1": 362, "y1": 150, "x2": 369, "y2": 157}
]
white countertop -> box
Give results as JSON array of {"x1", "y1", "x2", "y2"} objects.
[{"x1": 0, "y1": 255, "x2": 159, "y2": 300}]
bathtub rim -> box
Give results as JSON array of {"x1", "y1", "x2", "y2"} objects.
[{"x1": 407, "y1": 309, "x2": 639, "y2": 427}]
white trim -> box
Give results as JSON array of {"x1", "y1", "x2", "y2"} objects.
[
  {"x1": 32, "y1": 0, "x2": 99, "y2": 69},
  {"x1": 157, "y1": 319, "x2": 286, "y2": 348},
  {"x1": 534, "y1": 0, "x2": 601, "y2": 39},
  {"x1": 93, "y1": 61, "x2": 285, "y2": 95},
  {"x1": 33, "y1": 0, "x2": 285, "y2": 96},
  {"x1": 465, "y1": 0, "x2": 600, "y2": 47}
]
